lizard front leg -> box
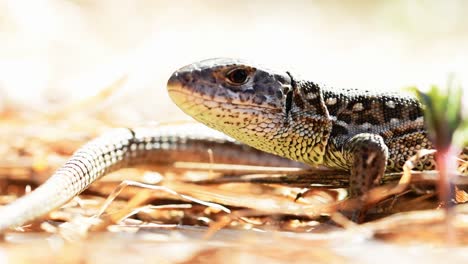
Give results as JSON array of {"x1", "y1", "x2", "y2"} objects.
[
  {"x1": 342, "y1": 133, "x2": 389, "y2": 221},
  {"x1": 343, "y1": 133, "x2": 389, "y2": 198}
]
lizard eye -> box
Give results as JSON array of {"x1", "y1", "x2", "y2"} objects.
[{"x1": 226, "y1": 68, "x2": 249, "y2": 85}]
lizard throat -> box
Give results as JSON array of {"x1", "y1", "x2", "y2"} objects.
[{"x1": 168, "y1": 87, "x2": 330, "y2": 167}]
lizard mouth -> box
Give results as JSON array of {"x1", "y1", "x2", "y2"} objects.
[{"x1": 167, "y1": 79, "x2": 279, "y2": 112}]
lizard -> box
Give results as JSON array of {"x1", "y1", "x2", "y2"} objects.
[
  {"x1": 0, "y1": 58, "x2": 466, "y2": 231},
  {"x1": 167, "y1": 58, "x2": 467, "y2": 200}
]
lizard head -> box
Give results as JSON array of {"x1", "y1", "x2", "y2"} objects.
[
  {"x1": 168, "y1": 58, "x2": 291, "y2": 112},
  {"x1": 167, "y1": 58, "x2": 291, "y2": 128},
  {"x1": 167, "y1": 58, "x2": 331, "y2": 165}
]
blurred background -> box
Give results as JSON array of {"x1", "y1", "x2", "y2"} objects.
[{"x1": 0, "y1": 0, "x2": 467, "y2": 124}]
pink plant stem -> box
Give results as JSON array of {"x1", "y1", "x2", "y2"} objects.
[{"x1": 435, "y1": 146, "x2": 458, "y2": 244}]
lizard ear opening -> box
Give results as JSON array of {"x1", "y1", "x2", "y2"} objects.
[
  {"x1": 285, "y1": 89, "x2": 293, "y2": 118},
  {"x1": 284, "y1": 71, "x2": 296, "y2": 118}
]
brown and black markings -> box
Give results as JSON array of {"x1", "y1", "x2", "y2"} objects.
[{"x1": 318, "y1": 84, "x2": 431, "y2": 172}]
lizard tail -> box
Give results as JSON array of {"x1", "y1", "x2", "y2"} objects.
[{"x1": 0, "y1": 128, "x2": 136, "y2": 231}]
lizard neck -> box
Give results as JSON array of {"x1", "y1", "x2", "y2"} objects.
[{"x1": 198, "y1": 77, "x2": 333, "y2": 166}]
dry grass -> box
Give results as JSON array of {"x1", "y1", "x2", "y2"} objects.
[{"x1": 0, "y1": 88, "x2": 467, "y2": 264}]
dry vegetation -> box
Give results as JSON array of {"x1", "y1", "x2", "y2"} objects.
[{"x1": 0, "y1": 86, "x2": 467, "y2": 263}]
